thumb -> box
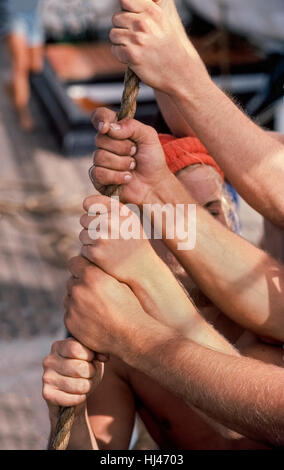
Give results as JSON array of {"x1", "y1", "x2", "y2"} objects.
[
  {"x1": 91, "y1": 107, "x2": 118, "y2": 134},
  {"x1": 107, "y1": 118, "x2": 160, "y2": 147}
]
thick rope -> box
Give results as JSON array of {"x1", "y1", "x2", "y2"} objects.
[
  {"x1": 50, "y1": 67, "x2": 140, "y2": 450},
  {"x1": 104, "y1": 68, "x2": 140, "y2": 197},
  {"x1": 49, "y1": 406, "x2": 76, "y2": 450}
]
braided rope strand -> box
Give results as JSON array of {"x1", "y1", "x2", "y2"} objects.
[
  {"x1": 49, "y1": 406, "x2": 76, "y2": 450},
  {"x1": 51, "y1": 67, "x2": 140, "y2": 450},
  {"x1": 104, "y1": 68, "x2": 140, "y2": 197}
]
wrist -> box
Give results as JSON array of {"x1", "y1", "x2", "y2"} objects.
[
  {"x1": 120, "y1": 317, "x2": 185, "y2": 375},
  {"x1": 165, "y1": 50, "x2": 211, "y2": 97},
  {"x1": 118, "y1": 314, "x2": 181, "y2": 369},
  {"x1": 144, "y1": 172, "x2": 179, "y2": 206},
  {"x1": 167, "y1": 61, "x2": 213, "y2": 109}
]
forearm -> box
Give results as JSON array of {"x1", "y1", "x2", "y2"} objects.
[
  {"x1": 145, "y1": 174, "x2": 284, "y2": 342},
  {"x1": 168, "y1": 69, "x2": 284, "y2": 226},
  {"x1": 128, "y1": 253, "x2": 239, "y2": 357},
  {"x1": 49, "y1": 405, "x2": 98, "y2": 450},
  {"x1": 120, "y1": 323, "x2": 284, "y2": 446},
  {"x1": 154, "y1": 90, "x2": 195, "y2": 137}
]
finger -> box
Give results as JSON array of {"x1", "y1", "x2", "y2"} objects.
[
  {"x1": 109, "y1": 28, "x2": 137, "y2": 47},
  {"x1": 79, "y1": 229, "x2": 94, "y2": 246},
  {"x1": 94, "y1": 149, "x2": 136, "y2": 172},
  {"x1": 90, "y1": 165, "x2": 133, "y2": 188},
  {"x1": 96, "y1": 133, "x2": 136, "y2": 157},
  {"x1": 67, "y1": 256, "x2": 91, "y2": 279},
  {"x1": 112, "y1": 11, "x2": 139, "y2": 30},
  {"x1": 44, "y1": 355, "x2": 96, "y2": 380},
  {"x1": 42, "y1": 385, "x2": 87, "y2": 408},
  {"x1": 106, "y1": 118, "x2": 158, "y2": 146},
  {"x1": 120, "y1": 0, "x2": 154, "y2": 14},
  {"x1": 83, "y1": 194, "x2": 112, "y2": 214},
  {"x1": 91, "y1": 107, "x2": 117, "y2": 134},
  {"x1": 53, "y1": 338, "x2": 95, "y2": 362},
  {"x1": 111, "y1": 44, "x2": 132, "y2": 65},
  {"x1": 66, "y1": 276, "x2": 78, "y2": 295}
]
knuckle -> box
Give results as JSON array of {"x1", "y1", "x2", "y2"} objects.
[
  {"x1": 74, "y1": 394, "x2": 87, "y2": 406},
  {"x1": 51, "y1": 340, "x2": 61, "y2": 353},
  {"x1": 78, "y1": 361, "x2": 90, "y2": 378},
  {"x1": 78, "y1": 379, "x2": 90, "y2": 394},
  {"x1": 80, "y1": 213, "x2": 89, "y2": 228},
  {"x1": 70, "y1": 284, "x2": 81, "y2": 302},
  {"x1": 83, "y1": 266, "x2": 95, "y2": 286},
  {"x1": 111, "y1": 13, "x2": 117, "y2": 25},
  {"x1": 134, "y1": 32, "x2": 146, "y2": 46},
  {"x1": 94, "y1": 166, "x2": 105, "y2": 181},
  {"x1": 42, "y1": 370, "x2": 53, "y2": 385},
  {"x1": 126, "y1": 47, "x2": 138, "y2": 64},
  {"x1": 42, "y1": 384, "x2": 52, "y2": 401},
  {"x1": 94, "y1": 149, "x2": 105, "y2": 163},
  {"x1": 42, "y1": 355, "x2": 51, "y2": 370},
  {"x1": 66, "y1": 340, "x2": 81, "y2": 358},
  {"x1": 109, "y1": 28, "x2": 120, "y2": 44},
  {"x1": 90, "y1": 245, "x2": 105, "y2": 264},
  {"x1": 83, "y1": 245, "x2": 96, "y2": 262},
  {"x1": 146, "y1": 124, "x2": 158, "y2": 139},
  {"x1": 134, "y1": 18, "x2": 145, "y2": 31}
]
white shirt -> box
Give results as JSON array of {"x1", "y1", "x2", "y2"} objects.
[{"x1": 187, "y1": 0, "x2": 284, "y2": 51}]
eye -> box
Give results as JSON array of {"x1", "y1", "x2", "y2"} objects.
[
  {"x1": 210, "y1": 211, "x2": 221, "y2": 217},
  {"x1": 205, "y1": 201, "x2": 222, "y2": 218}
]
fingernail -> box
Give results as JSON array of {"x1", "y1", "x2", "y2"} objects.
[
  {"x1": 110, "y1": 122, "x2": 121, "y2": 131},
  {"x1": 130, "y1": 146, "x2": 136, "y2": 156},
  {"x1": 129, "y1": 161, "x2": 136, "y2": 170},
  {"x1": 98, "y1": 122, "x2": 104, "y2": 132},
  {"x1": 124, "y1": 174, "x2": 132, "y2": 182}
]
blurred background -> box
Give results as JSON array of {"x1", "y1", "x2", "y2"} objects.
[{"x1": 0, "y1": 0, "x2": 283, "y2": 450}]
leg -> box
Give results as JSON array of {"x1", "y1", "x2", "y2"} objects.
[
  {"x1": 6, "y1": 33, "x2": 34, "y2": 131},
  {"x1": 29, "y1": 44, "x2": 44, "y2": 74}
]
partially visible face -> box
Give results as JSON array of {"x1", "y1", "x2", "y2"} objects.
[{"x1": 176, "y1": 164, "x2": 228, "y2": 227}]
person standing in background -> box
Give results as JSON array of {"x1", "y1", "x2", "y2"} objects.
[{"x1": 0, "y1": 0, "x2": 45, "y2": 131}]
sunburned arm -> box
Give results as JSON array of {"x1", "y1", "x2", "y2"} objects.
[
  {"x1": 144, "y1": 174, "x2": 284, "y2": 343},
  {"x1": 154, "y1": 91, "x2": 195, "y2": 137},
  {"x1": 169, "y1": 73, "x2": 284, "y2": 227},
  {"x1": 86, "y1": 357, "x2": 135, "y2": 450},
  {"x1": 120, "y1": 320, "x2": 284, "y2": 447}
]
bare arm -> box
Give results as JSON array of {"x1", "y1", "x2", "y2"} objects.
[
  {"x1": 154, "y1": 90, "x2": 196, "y2": 137},
  {"x1": 64, "y1": 251, "x2": 284, "y2": 447},
  {"x1": 146, "y1": 173, "x2": 284, "y2": 343},
  {"x1": 110, "y1": 0, "x2": 284, "y2": 227},
  {"x1": 89, "y1": 109, "x2": 284, "y2": 343},
  {"x1": 119, "y1": 321, "x2": 284, "y2": 447},
  {"x1": 167, "y1": 75, "x2": 284, "y2": 227}
]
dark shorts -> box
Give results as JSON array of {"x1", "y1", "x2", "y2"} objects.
[{"x1": 0, "y1": 0, "x2": 44, "y2": 46}]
